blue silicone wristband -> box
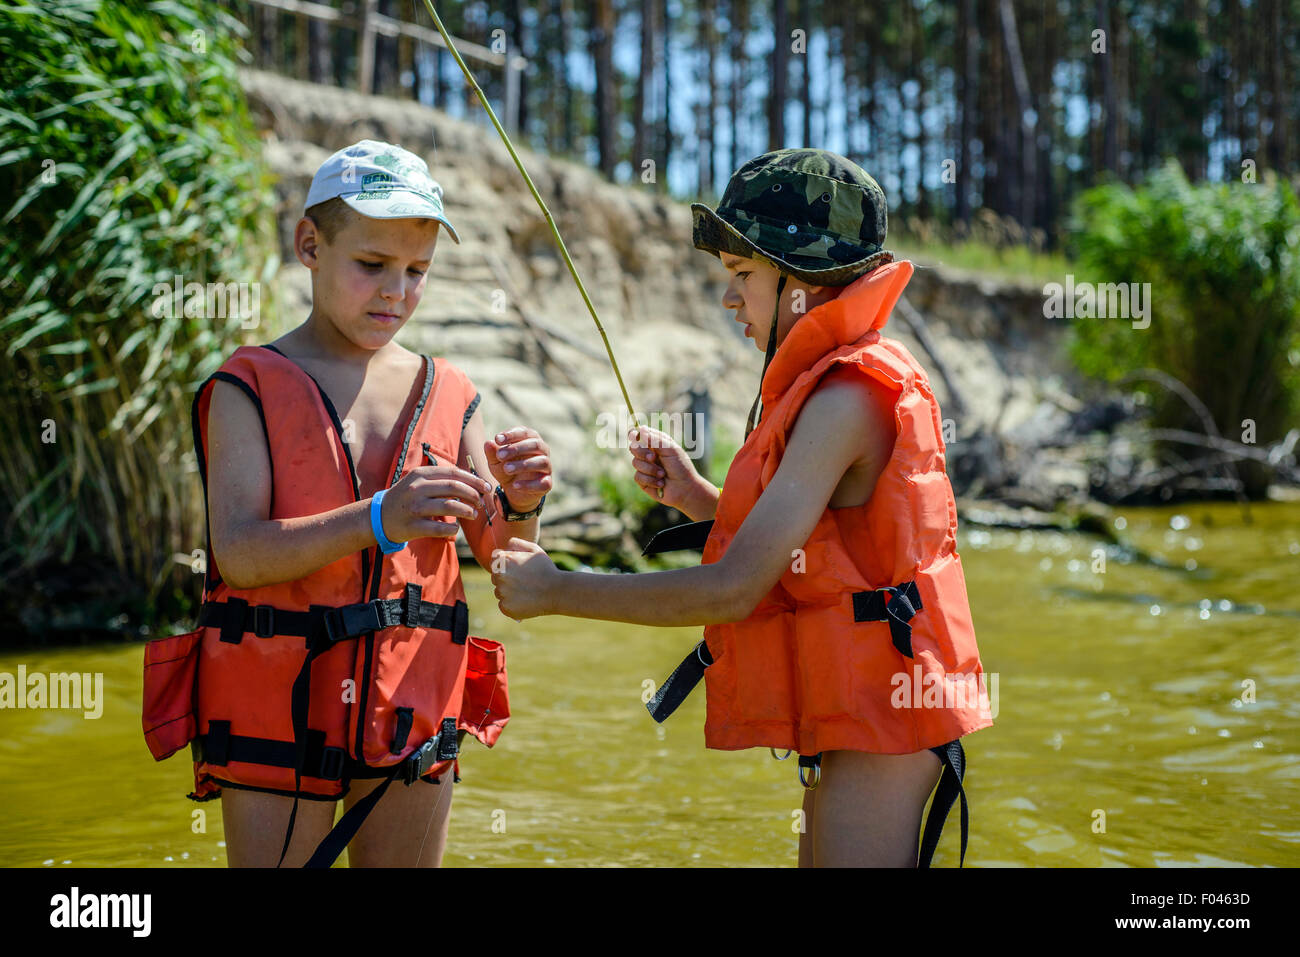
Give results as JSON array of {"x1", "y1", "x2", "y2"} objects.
[{"x1": 370, "y1": 489, "x2": 406, "y2": 554}]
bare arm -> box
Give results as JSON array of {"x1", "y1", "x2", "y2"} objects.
[
  {"x1": 492, "y1": 376, "x2": 889, "y2": 625},
  {"x1": 207, "y1": 380, "x2": 487, "y2": 590}
]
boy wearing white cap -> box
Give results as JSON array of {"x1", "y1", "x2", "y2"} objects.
[{"x1": 190, "y1": 140, "x2": 552, "y2": 867}]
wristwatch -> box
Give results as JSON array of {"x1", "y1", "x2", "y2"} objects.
[{"x1": 495, "y1": 485, "x2": 545, "y2": 522}]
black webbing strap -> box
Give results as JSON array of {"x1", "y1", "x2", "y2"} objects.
[
  {"x1": 918, "y1": 739, "x2": 969, "y2": 868},
  {"x1": 641, "y1": 520, "x2": 715, "y2": 556},
  {"x1": 645, "y1": 640, "x2": 714, "y2": 723},
  {"x1": 198, "y1": 595, "x2": 469, "y2": 645},
  {"x1": 276, "y1": 637, "x2": 320, "y2": 868},
  {"x1": 195, "y1": 723, "x2": 345, "y2": 781},
  {"x1": 852, "y1": 581, "x2": 924, "y2": 658},
  {"x1": 303, "y1": 717, "x2": 460, "y2": 869},
  {"x1": 744, "y1": 273, "x2": 788, "y2": 439}
]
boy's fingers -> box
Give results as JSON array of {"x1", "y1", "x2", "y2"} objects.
[
  {"x1": 411, "y1": 464, "x2": 492, "y2": 493},
  {"x1": 418, "y1": 478, "x2": 490, "y2": 502},
  {"x1": 501, "y1": 454, "x2": 549, "y2": 474},
  {"x1": 509, "y1": 477, "x2": 552, "y2": 493},
  {"x1": 495, "y1": 427, "x2": 537, "y2": 445},
  {"x1": 495, "y1": 437, "x2": 549, "y2": 460},
  {"x1": 414, "y1": 499, "x2": 478, "y2": 520},
  {"x1": 415, "y1": 519, "x2": 462, "y2": 539}
]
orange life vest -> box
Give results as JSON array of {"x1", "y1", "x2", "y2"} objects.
[
  {"x1": 174, "y1": 344, "x2": 507, "y2": 807},
  {"x1": 700, "y1": 259, "x2": 992, "y2": 755},
  {"x1": 645, "y1": 260, "x2": 991, "y2": 864}
]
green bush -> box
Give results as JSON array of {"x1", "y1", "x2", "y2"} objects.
[
  {"x1": 1066, "y1": 161, "x2": 1300, "y2": 495},
  {"x1": 0, "y1": 0, "x2": 277, "y2": 637}
]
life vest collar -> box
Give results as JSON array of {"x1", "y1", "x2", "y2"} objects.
[{"x1": 761, "y1": 259, "x2": 914, "y2": 405}]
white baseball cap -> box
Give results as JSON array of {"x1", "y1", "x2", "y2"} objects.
[{"x1": 304, "y1": 139, "x2": 461, "y2": 243}]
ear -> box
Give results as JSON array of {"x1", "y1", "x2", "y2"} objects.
[{"x1": 295, "y1": 216, "x2": 322, "y2": 269}]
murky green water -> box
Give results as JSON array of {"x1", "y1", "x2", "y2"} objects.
[{"x1": 2, "y1": 501, "x2": 1297, "y2": 867}]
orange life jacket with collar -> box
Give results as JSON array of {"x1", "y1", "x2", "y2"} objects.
[
  {"x1": 164, "y1": 344, "x2": 507, "y2": 809},
  {"x1": 644, "y1": 260, "x2": 991, "y2": 864},
  {"x1": 698, "y1": 259, "x2": 993, "y2": 756}
]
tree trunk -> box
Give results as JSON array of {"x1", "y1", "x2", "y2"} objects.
[
  {"x1": 729, "y1": 0, "x2": 746, "y2": 174},
  {"x1": 558, "y1": 0, "x2": 575, "y2": 153},
  {"x1": 799, "y1": 0, "x2": 812, "y2": 148},
  {"x1": 1096, "y1": 0, "x2": 1118, "y2": 174},
  {"x1": 507, "y1": 0, "x2": 528, "y2": 135},
  {"x1": 308, "y1": 13, "x2": 332, "y2": 86},
  {"x1": 661, "y1": 0, "x2": 672, "y2": 188},
  {"x1": 374, "y1": 0, "x2": 397, "y2": 96},
  {"x1": 769, "y1": 0, "x2": 788, "y2": 149},
  {"x1": 957, "y1": 0, "x2": 976, "y2": 223},
  {"x1": 699, "y1": 0, "x2": 716, "y2": 192},
  {"x1": 998, "y1": 0, "x2": 1036, "y2": 231},
  {"x1": 634, "y1": 0, "x2": 654, "y2": 172},
  {"x1": 592, "y1": 0, "x2": 617, "y2": 178}
]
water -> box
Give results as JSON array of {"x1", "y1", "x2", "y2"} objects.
[{"x1": 2, "y1": 501, "x2": 1296, "y2": 867}]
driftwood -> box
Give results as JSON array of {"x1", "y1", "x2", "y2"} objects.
[{"x1": 894, "y1": 294, "x2": 970, "y2": 420}]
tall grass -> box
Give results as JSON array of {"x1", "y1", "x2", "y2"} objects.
[
  {"x1": 0, "y1": 0, "x2": 278, "y2": 639},
  {"x1": 1067, "y1": 161, "x2": 1300, "y2": 497}
]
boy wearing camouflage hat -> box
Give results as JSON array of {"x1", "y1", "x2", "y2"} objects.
[
  {"x1": 180, "y1": 140, "x2": 553, "y2": 867},
  {"x1": 490, "y1": 149, "x2": 992, "y2": 867}
]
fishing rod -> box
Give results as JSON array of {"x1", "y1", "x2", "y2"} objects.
[{"x1": 415, "y1": 0, "x2": 663, "y2": 496}]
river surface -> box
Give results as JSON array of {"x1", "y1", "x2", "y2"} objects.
[{"x1": 2, "y1": 501, "x2": 1296, "y2": 867}]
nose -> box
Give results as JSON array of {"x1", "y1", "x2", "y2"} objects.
[
  {"x1": 722, "y1": 280, "x2": 743, "y2": 313},
  {"x1": 378, "y1": 269, "x2": 406, "y2": 303}
]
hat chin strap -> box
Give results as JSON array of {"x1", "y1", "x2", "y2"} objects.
[{"x1": 745, "y1": 273, "x2": 788, "y2": 440}]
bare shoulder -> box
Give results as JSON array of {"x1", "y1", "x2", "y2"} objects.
[{"x1": 806, "y1": 364, "x2": 897, "y2": 431}]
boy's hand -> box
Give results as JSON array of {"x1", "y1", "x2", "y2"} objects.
[
  {"x1": 491, "y1": 538, "x2": 559, "y2": 620},
  {"x1": 485, "y1": 427, "x2": 553, "y2": 513},
  {"x1": 380, "y1": 465, "x2": 492, "y2": 541},
  {"x1": 628, "y1": 426, "x2": 706, "y2": 513}
]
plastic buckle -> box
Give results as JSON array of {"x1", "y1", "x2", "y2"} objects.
[
  {"x1": 252, "y1": 604, "x2": 275, "y2": 638},
  {"x1": 402, "y1": 736, "x2": 439, "y2": 785},
  {"x1": 323, "y1": 603, "x2": 380, "y2": 643},
  {"x1": 318, "y1": 747, "x2": 346, "y2": 781},
  {"x1": 321, "y1": 608, "x2": 345, "y2": 645}
]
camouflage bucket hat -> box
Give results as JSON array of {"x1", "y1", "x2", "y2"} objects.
[{"x1": 692, "y1": 148, "x2": 893, "y2": 285}]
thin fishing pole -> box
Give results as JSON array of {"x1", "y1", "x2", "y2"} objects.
[
  {"x1": 415, "y1": 0, "x2": 665, "y2": 496},
  {"x1": 416, "y1": 0, "x2": 640, "y2": 426}
]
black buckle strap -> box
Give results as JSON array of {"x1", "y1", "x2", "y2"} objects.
[
  {"x1": 641, "y1": 519, "x2": 715, "y2": 556},
  {"x1": 401, "y1": 717, "x2": 460, "y2": 785},
  {"x1": 194, "y1": 723, "x2": 346, "y2": 781},
  {"x1": 918, "y1": 739, "x2": 969, "y2": 868},
  {"x1": 199, "y1": 595, "x2": 470, "y2": 645},
  {"x1": 852, "y1": 580, "x2": 924, "y2": 658},
  {"x1": 645, "y1": 640, "x2": 714, "y2": 723},
  {"x1": 302, "y1": 718, "x2": 462, "y2": 870},
  {"x1": 321, "y1": 602, "x2": 382, "y2": 644},
  {"x1": 252, "y1": 604, "x2": 275, "y2": 638},
  {"x1": 219, "y1": 598, "x2": 247, "y2": 644}
]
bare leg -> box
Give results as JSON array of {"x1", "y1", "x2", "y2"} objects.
[
  {"x1": 221, "y1": 788, "x2": 337, "y2": 868},
  {"x1": 810, "y1": 749, "x2": 943, "y2": 867},
  {"x1": 798, "y1": 786, "x2": 816, "y2": 868},
  {"x1": 343, "y1": 773, "x2": 454, "y2": 868}
]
